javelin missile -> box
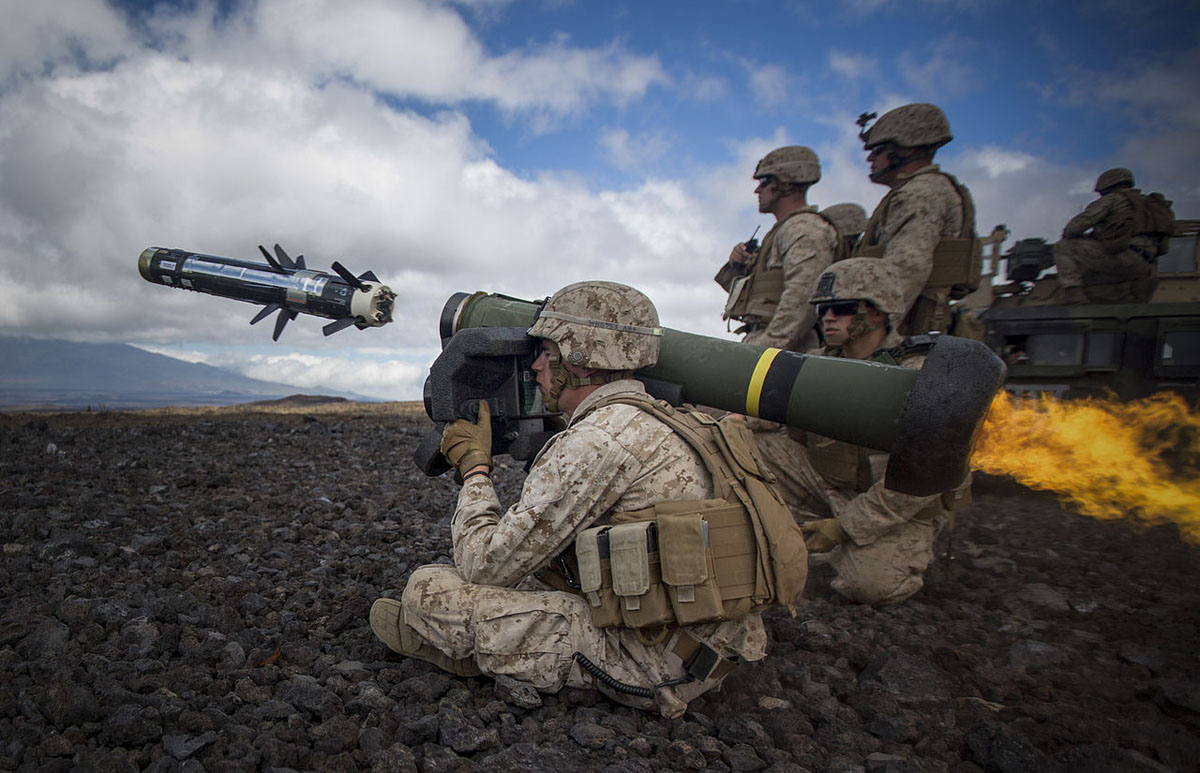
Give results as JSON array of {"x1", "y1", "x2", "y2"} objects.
[
  {"x1": 138, "y1": 245, "x2": 395, "y2": 340},
  {"x1": 418, "y1": 290, "x2": 1005, "y2": 496}
]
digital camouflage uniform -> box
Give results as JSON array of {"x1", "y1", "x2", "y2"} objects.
[
  {"x1": 400, "y1": 380, "x2": 767, "y2": 718},
  {"x1": 717, "y1": 145, "x2": 838, "y2": 353},
  {"x1": 789, "y1": 342, "x2": 954, "y2": 606},
  {"x1": 715, "y1": 208, "x2": 839, "y2": 351},
  {"x1": 759, "y1": 259, "x2": 959, "y2": 605},
  {"x1": 378, "y1": 282, "x2": 769, "y2": 719},
  {"x1": 1054, "y1": 170, "x2": 1167, "y2": 304},
  {"x1": 855, "y1": 104, "x2": 980, "y2": 336},
  {"x1": 858, "y1": 165, "x2": 971, "y2": 320}
]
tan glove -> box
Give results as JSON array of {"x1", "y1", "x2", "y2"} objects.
[
  {"x1": 440, "y1": 400, "x2": 492, "y2": 477},
  {"x1": 801, "y1": 518, "x2": 848, "y2": 553}
]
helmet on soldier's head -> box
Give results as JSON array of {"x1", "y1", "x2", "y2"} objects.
[
  {"x1": 753, "y1": 146, "x2": 821, "y2": 185},
  {"x1": 809, "y1": 258, "x2": 906, "y2": 323},
  {"x1": 528, "y1": 281, "x2": 662, "y2": 371},
  {"x1": 860, "y1": 103, "x2": 953, "y2": 150},
  {"x1": 822, "y1": 203, "x2": 868, "y2": 238},
  {"x1": 1095, "y1": 168, "x2": 1134, "y2": 192}
]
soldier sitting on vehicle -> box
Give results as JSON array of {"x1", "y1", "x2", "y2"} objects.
[{"x1": 1054, "y1": 168, "x2": 1176, "y2": 305}]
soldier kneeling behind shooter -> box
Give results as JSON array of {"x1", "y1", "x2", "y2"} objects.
[
  {"x1": 370, "y1": 281, "x2": 807, "y2": 718},
  {"x1": 764, "y1": 259, "x2": 969, "y2": 606}
]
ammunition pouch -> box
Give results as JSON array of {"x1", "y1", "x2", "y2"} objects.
[
  {"x1": 546, "y1": 394, "x2": 807, "y2": 632},
  {"x1": 571, "y1": 500, "x2": 757, "y2": 630},
  {"x1": 806, "y1": 433, "x2": 874, "y2": 491},
  {"x1": 723, "y1": 263, "x2": 783, "y2": 322}
]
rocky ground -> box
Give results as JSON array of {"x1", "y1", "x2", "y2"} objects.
[{"x1": 1, "y1": 406, "x2": 1198, "y2": 772}]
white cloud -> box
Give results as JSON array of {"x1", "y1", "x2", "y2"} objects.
[
  {"x1": 897, "y1": 35, "x2": 977, "y2": 98},
  {"x1": 599, "y1": 128, "x2": 672, "y2": 171},
  {"x1": 0, "y1": 0, "x2": 132, "y2": 83},
  {"x1": 748, "y1": 64, "x2": 789, "y2": 107},
  {"x1": 828, "y1": 50, "x2": 878, "y2": 81},
  {"x1": 245, "y1": 0, "x2": 668, "y2": 124}
]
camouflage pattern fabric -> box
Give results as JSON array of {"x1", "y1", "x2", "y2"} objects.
[
  {"x1": 862, "y1": 165, "x2": 967, "y2": 315},
  {"x1": 715, "y1": 208, "x2": 838, "y2": 351},
  {"x1": 398, "y1": 379, "x2": 767, "y2": 718},
  {"x1": 1054, "y1": 190, "x2": 1159, "y2": 301},
  {"x1": 759, "y1": 344, "x2": 954, "y2": 605}
]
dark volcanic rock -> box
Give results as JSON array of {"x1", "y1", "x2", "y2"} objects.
[{"x1": 2, "y1": 409, "x2": 1198, "y2": 772}]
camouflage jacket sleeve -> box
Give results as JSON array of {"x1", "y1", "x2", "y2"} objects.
[
  {"x1": 449, "y1": 421, "x2": 645, "y2": 587},
  {"x1": 833, "y1": 352, "x2": 940, "y2": 545},
  {"x1": 879, "y1": 171, "x2": 963, "y2": 313},
  {"x1": 1061, "y1": 195, "x2": 1116, "y2": 239},
  {"x1": 758, "y1": 213, "x2": 837, "y2": 350}
]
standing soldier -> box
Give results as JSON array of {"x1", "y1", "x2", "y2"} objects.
[
  {"x1": 370, "y1": 281, "x2": 807, "y2": 718},
  {"x1": 855, "y1": 103, "x2": 982, "y2": 336},
  {"x1": 1053, "y1": 168, "x2": 1176, "y2": 304},
  {"x1": 716, "y1": 146, "x2": 840, "y2": 352},
  {"x1": 771, "y1": 259, "x2": 969, "y2": 605}
]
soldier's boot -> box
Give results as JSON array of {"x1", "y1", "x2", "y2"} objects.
[{"x1": 369, "y1": 598, "x2": 482, "y2": 677}]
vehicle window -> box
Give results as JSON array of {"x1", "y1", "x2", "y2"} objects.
[
  {"x1": 1027, "y1": 333, "x2": 1084, "y2": 366},
  {"x1": 1085, "y1": 332, "x2": 1118, "y2": 368},
  {"x1": 1159, "y1": 235, "x2": 1197, "y2": 273},
  {"x1": 1160, "y1": 331, "x2": 1200, "y2": 365}
]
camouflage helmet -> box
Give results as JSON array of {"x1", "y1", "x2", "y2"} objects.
[
  {"x1": 860, "y1": 103, "x2": 953, "y2": 150},
  {"x1": 753, "y1": 146, "x2": 821, "y2": 185},
  {"x1": 809, "y1": 258, "x2": 905, "y2": 323},
  {"x1": 1095, "y1": 168, "x2": 1134, "y2": 192},
  {"x1": 528, "y1": 281, "x2": 662, "y2": 371},
  {"x1": 822, "y1": 203, "x2": 868, "y2": 238}
]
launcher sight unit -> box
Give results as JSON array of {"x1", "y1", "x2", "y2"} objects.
[
  {"x1": 138, "y1": 245, "x2": 395, "y2": 340},
  {"x1": 417, "y1": 290, "x2": 1006, "y2": 497}
]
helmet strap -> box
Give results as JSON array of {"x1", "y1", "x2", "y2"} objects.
[
  {"x1": 540, "y1": 348, "x2": 631, "y2": 412},
  {"x1": 868, "y1": 143, "x2": 936, "y2": 183},
  {"x1": 845, "y1": 306, "x2": 885, "y2": 341}
]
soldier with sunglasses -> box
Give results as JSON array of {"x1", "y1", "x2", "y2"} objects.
[{"x1": 757, "y1": 258, "x2": 968, "y2": 605}]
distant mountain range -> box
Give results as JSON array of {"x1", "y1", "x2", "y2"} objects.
[{"x1": 0, "y1": 337, "x2": 370, "y2": 411}]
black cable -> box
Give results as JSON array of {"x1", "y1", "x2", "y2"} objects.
[{"x1": 572, "y1": 652, "x2": 693, "y2": 698}]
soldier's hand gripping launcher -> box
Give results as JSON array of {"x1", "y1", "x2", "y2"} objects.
[
  {"x1": 417, "y1": 291, "x2": 1006, "y2": 497},
  {"x1": 138, "y1": 245, "x2": 395, "y2": 340}
]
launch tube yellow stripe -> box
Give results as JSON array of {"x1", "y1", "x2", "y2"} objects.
[{"x1": 746, "y1": 347, "x2": 782, "y2": 416}]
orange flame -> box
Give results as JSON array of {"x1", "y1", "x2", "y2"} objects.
[{"x1": 972, "y1": 391, "x2": 1200, "y2": 544}]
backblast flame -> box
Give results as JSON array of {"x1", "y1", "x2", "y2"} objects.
[{"x1": 972, "y1": 392, "x2": 1200, "y2": 544}]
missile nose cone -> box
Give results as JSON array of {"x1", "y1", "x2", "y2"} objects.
[{"x1": 138, "y1": 247, "x2": 162, "y2": 282}]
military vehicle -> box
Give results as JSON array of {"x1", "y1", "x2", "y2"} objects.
[{"x1": 963, "y1": 220, "x2": 1200, "y2": 402}]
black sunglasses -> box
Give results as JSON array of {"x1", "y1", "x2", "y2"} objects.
[{"x1": 816, "y1": 300, "x2": 861, "y2": 317}]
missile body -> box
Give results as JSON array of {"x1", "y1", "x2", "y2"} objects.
[
  {"x1": 138, "y1": 246, "x2": 394, "y2": 339},
  {"x1": 423, "y1": 291, "x2": 1006, "y2": 496}
]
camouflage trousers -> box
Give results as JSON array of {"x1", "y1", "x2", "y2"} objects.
[
  {"x1": 1053, "y1": 238, "x2": 1157, "y2": 302},
  {"x1": 820, "y1": 511, "x2": 948, "y2": 605},
  {"x1": 400, "y1": 564, "x2": 742, "y2": 718},
  {"x1": 753, "y1": 428, "x2": 948, "y2": 606}
]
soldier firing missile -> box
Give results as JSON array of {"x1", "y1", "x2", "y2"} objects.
[
  {"x1": 417, "y1": 290, "x2": 1006, "y2": 497},
  {"x1": 138, "y1": 245, "x2": 395, "y2": 340}
]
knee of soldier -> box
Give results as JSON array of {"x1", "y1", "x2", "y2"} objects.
[
  {"x1": 402, "y1": 564, "x2": 466, "y2": 613},
  {"x1": 831, "y1": 564, "x2": 923, "y2": 606}
]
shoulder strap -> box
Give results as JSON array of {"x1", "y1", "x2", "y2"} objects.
[{"x1": 582, "y1": 393, "x2": 748, "y2": 502}]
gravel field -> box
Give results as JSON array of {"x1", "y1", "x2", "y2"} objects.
[{"x1": 2, "y1": 406, "x2": 1198, "y2": 772}]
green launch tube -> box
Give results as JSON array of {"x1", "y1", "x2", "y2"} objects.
[{"x1": 437, "y1": 290, "x2": 1006, "y2": 496}]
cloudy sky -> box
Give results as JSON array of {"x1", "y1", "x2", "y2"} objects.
[{"x1": 2, "y1": 0, "x2": 1197, "y2": 400}]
